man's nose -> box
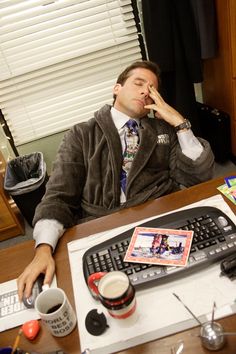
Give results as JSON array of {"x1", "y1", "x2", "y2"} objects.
[{"x1": 141, "y1": 86, "x2": 149, "y2": 97}]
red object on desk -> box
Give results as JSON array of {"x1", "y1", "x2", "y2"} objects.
[{"x1": 22, "y1": 320, "x2": 40, "y2": 340}]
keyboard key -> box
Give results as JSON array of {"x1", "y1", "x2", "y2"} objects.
[
  {"x1": 218, "y1": 236, "x2": 226, "y2": 242},
  {"x1": 194, "y1": 252, "x2": 207, "y2": 261},
  {"x1": 224, "y1": 226, "x2": 233, "y2": 232}
]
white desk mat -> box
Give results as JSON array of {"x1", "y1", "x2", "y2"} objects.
[{"x1": 68, "y1": 195, "x2": 236, "y2": 354}]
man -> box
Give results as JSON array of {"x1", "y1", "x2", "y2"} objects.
[{"x1": 17, "y1": 60, "x2": 214, "y2": 301}]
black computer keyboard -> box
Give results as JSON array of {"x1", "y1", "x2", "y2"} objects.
[{"x1": 83, "y1": 206, "x2": 236, "y2": 289}]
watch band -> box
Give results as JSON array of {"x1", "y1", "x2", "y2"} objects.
[{"x1": 174, "y1": 119, "x2": 191, "y2": 132}]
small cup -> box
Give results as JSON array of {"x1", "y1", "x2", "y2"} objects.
[
  {"x1": 88, "y1": 271, "x2": 136, "y2": 320},
  {"x1": 34, "y1": 287, "x2": 77, "y2": 337}
]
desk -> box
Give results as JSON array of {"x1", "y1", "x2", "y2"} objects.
[{"x1": 1, "y1": 174, "x2": 236, "y2": 353}]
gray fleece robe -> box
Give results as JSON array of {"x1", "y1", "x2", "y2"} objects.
[{"x1": 33, "y1": 104, "x2": 214, "y2": 227}]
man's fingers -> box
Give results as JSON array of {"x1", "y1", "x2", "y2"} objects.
[
  {"x1": 44, "y1": 261, "x2": 55, "y2": 286},
  {"x1": 144, "y1": 104, "x2": 156, "y2": 110},
  {"x1": 148, "y1": 85, "x2": 164, "y2": 102},
  {"x1": 17, "y1": 275, "x2": 26, "y2": 302},
  {"x1": 17, "y1": 249, "x2": 55, "y2": 302},
  {"x1": 23, "y1": 278, "x2": 38, "y2": 299},
  {"x1": 17, "y1": 270, "x2": 42, "y2": 301}
]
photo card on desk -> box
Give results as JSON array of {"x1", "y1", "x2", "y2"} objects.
[{"x1": 124, "y1": 227, "x2": 193, "y2": 267}]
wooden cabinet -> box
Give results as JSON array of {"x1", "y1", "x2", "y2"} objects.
[
  {"x1": 0, "y1": 151, "x2": 25, "y2": 240},
  {"x1": 202, "y1": 0, "x2": 236, "y2": 157}
]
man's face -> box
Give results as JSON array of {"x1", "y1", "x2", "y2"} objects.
[{"x1": 113, "y1": 67, "x2": 158, "y2": 118}]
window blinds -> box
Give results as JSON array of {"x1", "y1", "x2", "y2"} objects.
[{"x1": 0, "y1": 0, "x2": 142, "y2": 146}]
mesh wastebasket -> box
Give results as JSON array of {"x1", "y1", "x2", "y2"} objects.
[{"x1": 4, "y1": 152, "x2": 48, "y2": 226}]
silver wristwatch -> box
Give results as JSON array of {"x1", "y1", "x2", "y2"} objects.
[{"x1": 174, "y1": 119, "x2": 191, "y2": 132}]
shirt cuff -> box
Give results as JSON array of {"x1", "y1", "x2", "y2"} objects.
[
  {"x1": 177, "y1": 129, "x2": 203, "y2": 161},
  {"x1": 33, "y1": 219, "x2": 65, "y2": 253}
]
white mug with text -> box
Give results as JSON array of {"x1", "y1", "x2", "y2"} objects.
[{"x1": 34, "y1": 287, "x2": 77, "y2": 337}]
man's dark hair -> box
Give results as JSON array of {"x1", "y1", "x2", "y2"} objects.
[{"x1": 113, "y1": 60, "x2": 161, "y2": 103}]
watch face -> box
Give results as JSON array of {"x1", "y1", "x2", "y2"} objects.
[{"x1": 185, "y1": 120, "x2": 191, "y2": 129}]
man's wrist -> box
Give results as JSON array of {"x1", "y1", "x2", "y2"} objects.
[
  {"x1": 35, "y1": 243, "x2": 53, "y2": 254},
  {"x1": 174, "y1": 119, "x2": 191, "y2": 132}
]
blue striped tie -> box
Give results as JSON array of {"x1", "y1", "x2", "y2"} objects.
[{"x1": 120, "y1": 119, "x2": 139, "y2": 192}]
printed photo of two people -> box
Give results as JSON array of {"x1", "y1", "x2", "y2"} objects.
[{"x1": 124, "y1": 227, "x2": 194, "y2": 267}]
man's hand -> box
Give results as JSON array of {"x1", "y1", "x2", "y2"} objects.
[
  {"x1": 17, "y1": 244, "x2": 55, "y2": 302},
  {"x1": 144, "y1": 85, "x2": 185, "y2": 127}
]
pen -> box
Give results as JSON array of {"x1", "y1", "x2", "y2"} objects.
[
  {"x1": 11, "y1": 328, "x2": 22, "y2": 354},
  {"x1": 211, "y1": 301, "x2": 216, "y2": 325},
  {"x1": 172, "y1": 293, "x2": 202, "y2": 325}
]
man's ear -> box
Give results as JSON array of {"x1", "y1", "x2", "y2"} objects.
[{"x1": 113, "y1": 83, "x2": 122, "y2": 96}]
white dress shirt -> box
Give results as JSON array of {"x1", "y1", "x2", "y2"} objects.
[{"x1": 34, "y1": 108, "x2": 203, "y2": 251}]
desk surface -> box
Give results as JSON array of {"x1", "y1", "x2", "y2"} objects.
[{"x1": 1, "y1": 174, "x2": 236, "y2": 353}]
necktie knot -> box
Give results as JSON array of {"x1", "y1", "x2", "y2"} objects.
[{"x1": 126, "y1": 119, "x2": 138, "y2": 134}]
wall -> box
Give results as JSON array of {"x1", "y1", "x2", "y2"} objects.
[
  {"x1": 17, "y1": 131, "x2": 65, "y2": 174},
  {"x1": 1, "y1": 122, "x2": 64, "y2": 174}
]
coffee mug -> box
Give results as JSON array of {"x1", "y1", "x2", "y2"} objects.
[
  {"x1": 88, "y1": 271, "x2": 136, "y2": 319},
  {"x1": 34, "y1": 287, "x2": 77, "y2": 337}
]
